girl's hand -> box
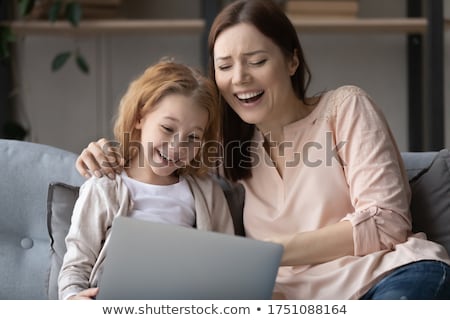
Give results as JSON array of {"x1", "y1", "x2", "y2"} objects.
[
  {"x1": 76, "y1": 138, "x2": 124, "y2": 179},
  {"x1": 67, "y1": 287, "x2": 99, "y2": 300}
]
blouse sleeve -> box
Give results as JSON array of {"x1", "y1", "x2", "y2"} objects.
[{"x1": 334, "y1": 86, "x2": 412, "y2": 256}]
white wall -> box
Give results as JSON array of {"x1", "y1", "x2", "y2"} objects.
[
  {"x1": 303, "y1": 0, "x2": 408, "y2": 150},
  {"x1": 15, "y1": 0, "x2": 449, "y2": 153},
  {"x1": 303, "y1": 33, "x2": 408, "y2": 150},
  {"x1": 17, "y1": 32, "x2": 202, "y2": 153},
  {"x1": 16, "y1": 0, "x2": 202, "y2": 153}
]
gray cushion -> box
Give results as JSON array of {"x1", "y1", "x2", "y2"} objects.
[
  {"x1": 47, "y1": 182, "x2": 80, "y2": 300},
  {"x1": 402, "y1": 151, "x2": 438, "y2": 180},
  {"x1": 408, "y1": 149, "x2": 450, "y2": 254}
]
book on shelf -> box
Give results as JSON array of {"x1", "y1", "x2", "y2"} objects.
[
  {"x1": 29, "y1": 0, "x2": 122, "y2": 20},
  {"x1": 77, "y1": 0, "x2": 122, "y2": 6},
  {"x1": 82, "y1": 7, "x2": 121, "y2": 19},
  {"x1": 284, "y1": 0, "x2": 359, "y2": 19},
  {"x1": 78, "y1": 0, "x2": 123, "y2": 19}
]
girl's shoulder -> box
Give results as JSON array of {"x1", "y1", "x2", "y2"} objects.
[
  {"x1": 79, "y1": 174, "x2": 124, "y2": 194},
  {"x1": 184, "y1": 172, "x2": 215, "y2": 187},
  {"x1": 184, "y1": 173, "x2": 229, "y2": 194}
]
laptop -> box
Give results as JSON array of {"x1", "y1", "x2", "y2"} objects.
[{"x1": 96, "y1": 216, "x2": 283, "y2": 300}]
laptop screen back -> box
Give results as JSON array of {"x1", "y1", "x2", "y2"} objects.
[{"x1": 96, "y1": 216, "x2": 283, "y2": 300}]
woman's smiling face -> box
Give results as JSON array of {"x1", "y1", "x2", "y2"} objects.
[{"x1": 213, "y1": 23, "x2": 299, "y2": 128}]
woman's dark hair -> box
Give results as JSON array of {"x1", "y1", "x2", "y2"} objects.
[
  {"x1": 208, "y1": 0, "x2": 311, "y2": 182},
  {"x1": 208, "y1": 0, "x2": 311, "y2": 181}
]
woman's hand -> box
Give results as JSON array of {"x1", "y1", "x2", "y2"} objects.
[
  {"x1": 76, "y1": 138, "x2": 124, "y2": 179},
  {"x1": 67, "y1": 287, "x2": 99, "y2": 300}
]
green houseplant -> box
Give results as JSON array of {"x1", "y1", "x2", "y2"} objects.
[
  {"x1": 0, "y1": 0, "x2": 90, "y2": 140},
  {"x1": 1, "y1": 0, "x2": 90, "y2": 73}
]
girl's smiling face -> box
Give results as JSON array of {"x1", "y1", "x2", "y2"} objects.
[
  {"x1": 213, "y1": 23, "x2": 299, "y2": 130},
  {"x1": 136, "y1": 93, "x2": 208, "y2": 179}
]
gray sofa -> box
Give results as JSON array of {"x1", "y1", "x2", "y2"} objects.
[{"x1": 1, "y1": 138, "x2": 449, "y2": 299}]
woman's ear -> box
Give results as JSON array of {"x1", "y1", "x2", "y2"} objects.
[{"x1": 288, "y1": 49, "x2": 300, "y2": 76}]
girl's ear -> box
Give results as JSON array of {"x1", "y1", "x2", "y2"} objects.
[
  {"x1": 135, "y1": 114, "x2": 143, "y2": 130},
  {"x1": 288, "y1": 49, "x2": 300, "y2": 76},
  {"x1": 135, "y1": 107, "x2": 149, "y2": 130},
  {"x1": 135, "y1": 119, "x2": 142, "y2": 130}
]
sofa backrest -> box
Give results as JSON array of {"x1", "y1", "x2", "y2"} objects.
[
  {"x1": 402, "y1": 149, "x2": 450, "y2": 255},
  {"x1": 0, "y1": 139, "x2": 84, "y2": 299}
]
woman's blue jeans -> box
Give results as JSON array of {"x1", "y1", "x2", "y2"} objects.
[{"x1": 360, "y1": 260, "x2": 450, "y2": 299}]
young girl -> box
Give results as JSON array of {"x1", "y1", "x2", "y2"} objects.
[{"x1": 58, "y1": 60, "x2": 234, "y2": 300}]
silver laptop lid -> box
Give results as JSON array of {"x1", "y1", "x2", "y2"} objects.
[{"x1": 96, "y1": 216, "x2": 283, "y2": 300}]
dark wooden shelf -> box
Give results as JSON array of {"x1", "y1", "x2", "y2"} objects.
[
  {"x1": 6, "y1": 19, "x2": 205, "y2": 36},
  {"x1": 289, "y1": 17, "x2": 428, "y2": 33},
  {"x1": 6, "y1": 17, "x2": 446, "y2": 36}
]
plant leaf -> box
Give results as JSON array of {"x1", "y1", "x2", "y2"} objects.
[
  {"x1": 18, "y1": 0, "x2": 36, "y2": 17},
  {"x1": 0, "y1": 26, "x2": 15, "y2": 43},
  {"x1": 51, "y1": 51, "x2": 72, "y2": 72},
  {"x1": 76, "y1": 52, "x2": 90, "y2": 74},
  {"x1": 5, "y1": 30, "x2": 16, "y2": 43},
  {"x1": 48, "y1": 0, "x2": 63, "y2": 22},
  {"x1": 0, "y1": 43, "x2": 9, "y2": 60},
  {"x1": 0, "y1": 27, "x2": 15, "y2": 60},
  {"x1": 65, "y1": 2, "x2": 82, "y2": 27}
]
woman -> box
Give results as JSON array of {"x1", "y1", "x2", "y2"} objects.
[{"x1": 76, "y1": 0, "x2": 450, "y2": 299}]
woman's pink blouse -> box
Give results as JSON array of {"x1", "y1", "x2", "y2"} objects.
[{"x1": 241, "y1": 86, "x2": 450, "y2": 299}]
